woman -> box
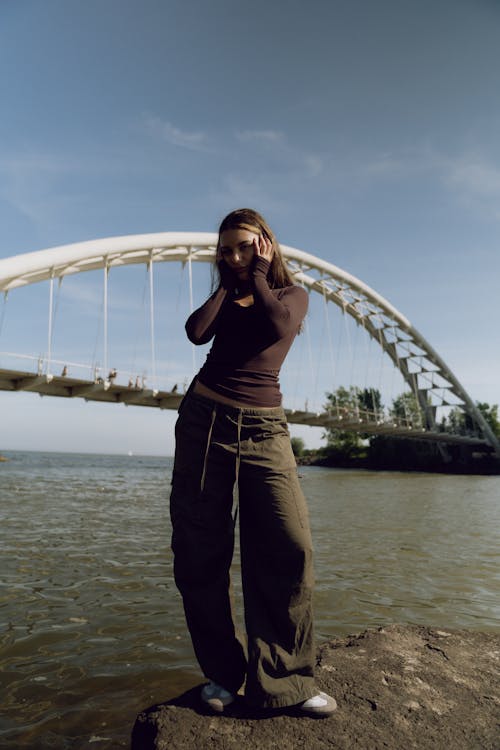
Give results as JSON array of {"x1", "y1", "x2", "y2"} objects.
[{"x1": 170, "y1": 208, "x2": 336, "y2": 717}]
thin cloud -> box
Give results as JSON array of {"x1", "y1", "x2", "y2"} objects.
[
  {"x1": 444, "y1": 155, "x2": 500, "y2": 197},
  {"x1": 361, "y1": 153, "x2": 409, "y2": 178},
  {"x1": 234, "y1": 129, "x2": 324, "y2": 179},
  {"x1": 358, "y1": 147, "x2": 500, "y2": 218},
  {"x1": 143, "y1": 115, "x2": 209, "y2": 151},
  {"x1": 0, "y1": 153, "x2": 75, "y2": 222},
  {"x1": 221, "y1": 174, "x2": 271, "y2": 203},
  {"x1": 437, "y1": 151, "x2": 500, "y2": 220},
  {"x1": 0, "y1": 149, "x2": 132, "y2": 233},
  {"x1": 236, "y1": 129, "x2": 286, "y2": 144},
  {"x1": 208, "y1": 174, "x2": 287, "y2": 214},
  {"x1": 303, "y1": 155, "x2": 323, "y2": 178}
]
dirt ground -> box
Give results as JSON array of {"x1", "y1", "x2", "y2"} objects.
[{"x1": 131, "y1": 624, "x2": 500, "y2": 750}]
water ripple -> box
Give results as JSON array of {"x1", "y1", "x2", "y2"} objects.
[{"x1": 1, "y1": 452, "x2": 499, "y2": 748}]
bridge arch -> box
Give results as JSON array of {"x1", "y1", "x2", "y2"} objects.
[{"x1": 0, "y1": 233, "x2": 498, "y2": 453}]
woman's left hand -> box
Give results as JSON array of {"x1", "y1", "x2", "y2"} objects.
[{"x1": 253, "y1": 234, "x2": 273, "y2": 263}]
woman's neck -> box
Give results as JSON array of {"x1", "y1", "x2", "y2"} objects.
[{"x1": 233, "y1": 279, "x2": 252, "y2": 297}]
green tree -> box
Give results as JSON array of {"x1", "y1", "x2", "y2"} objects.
[
  {"x1": 476, "y1": 402, "x2": 500, "y2": 438},
  {"x1": 390, "y1": 392, "x2": 423, "y2": 427},
  {"x1": 441, "y1": 403, "x2": 500, "y2": 438},
  {"x1": 323, "y1": 386, "x2": 363, "y2": 458},
  {"x1": 357, "y1": 387, "x2": 383, "y2": 417},
  {"x1": 441, "y1": 407, "x2": 467, "y2": 435},
  {"x1": 326, "y1": 385, "x2": 357, "y2": 412},
  {"x1": 291, "y1": 436, "x2": 305, "y2": 457},
  {"x1": 323, "y1": 386, "x2": 385, "y2": 458}
]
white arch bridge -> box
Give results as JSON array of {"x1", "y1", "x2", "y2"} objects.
[{"x1": 0, "y1": 233, "x2": 498, "y2": 455}]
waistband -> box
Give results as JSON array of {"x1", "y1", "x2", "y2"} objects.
[{"x1": 187, "y1": 387, "x2": 286, "y2": 419}]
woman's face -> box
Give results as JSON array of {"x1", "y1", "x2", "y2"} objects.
[{"x1": 218, "y1": 227, "x2": 258, "y2": 282}]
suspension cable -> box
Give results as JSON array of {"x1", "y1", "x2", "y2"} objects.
[
  {"x1": 149, "y1": 255, "x2": 157, "y2": 393},
  {"x1": 47, "y1": 272, "x2": 55, "y2": 377},
  {"x1": 188, "y1": 252, "x2": 196, "y2": 377},
  {"x1": 288, "y1": 267, "x2": 307, "y2": 411},
  {"x1": 333, "y1": 299, "x2": 344, "y2": 400},
  {"x1": 311, "y1": 284, "x2": 328, "y2": 410},
  {"x1": 360, "y1": 312, "x2": 375, "y2": 421},
  {"x1": 103, "y1": 262, "x2": 109, "y2": 377},
  {"x1": 322, "y1": 283, "x2": 337, "y2": 396},
  {"x1": 290, "y1": 323, "x2": 305, "y2": 411},
  {"x1": 176, "y1": 255, "x2": 187, "y2": 311},
  {"x1": 127, "y1": 264, "x2": 148, "y2": 386},
  {"x1": 302, "y1": 314, "x2": 316, "y2": 411},
  {"x1": 0, "y1": 291, "x2": 8, "y2": 340},
  {"x1": 382, "y1": 324, "x2": 402, "y2": 424},
  {"x1": 345, "y1": 303, "x2": 360, "y2": 416},
  {"x1": 375, "y1": 318, "x2": 386, "y2": 421},
  {"x1": 91, "y1": 283, "x2": 104, "y2": 381},
  {"x1": 298, "y1": 276, "x2": 315, "y2": 411}
]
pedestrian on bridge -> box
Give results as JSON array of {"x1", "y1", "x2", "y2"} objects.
[{"x1": 169, "y1": 208, "x2": 337, "y2": 718}]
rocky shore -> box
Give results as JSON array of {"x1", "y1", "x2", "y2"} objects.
[{"x1": 131, "y1": 624, "x2": 499, "y2": 749}]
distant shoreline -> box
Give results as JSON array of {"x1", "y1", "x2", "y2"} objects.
[
  {"x1": 296, "y1": 448, "x2": 500, "y2": 476},
  {"x1": 0, "y1": 448, "x2": 171, "y2": 459}
]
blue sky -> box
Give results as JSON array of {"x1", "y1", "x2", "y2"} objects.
[{"x1": 1, "y1": 0, "x2": 500, "y2": 455}]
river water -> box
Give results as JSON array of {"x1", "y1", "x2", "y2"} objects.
[{"x1": 1, "y1": 451, "x2": 499, "y2": 749}]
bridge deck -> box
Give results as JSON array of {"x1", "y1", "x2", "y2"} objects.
[{"x1": 0, "y1": 368, "x2": 490, "y2": 450}]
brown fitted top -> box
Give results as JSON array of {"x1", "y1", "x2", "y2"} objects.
[{"x1": 185, "y1": 257, "x2": 308, "y2": 407}]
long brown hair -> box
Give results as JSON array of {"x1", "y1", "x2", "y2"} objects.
[{"x1": 213, "y1": 208, "x2": 295, "y2": 290}]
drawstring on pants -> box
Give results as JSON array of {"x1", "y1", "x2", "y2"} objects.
[
  {"x1": 200, "y1": 403, "x2": 217, "y2": 493},
  {"x1": 233, "y1": 409, "x2": 243, "y2": 527},
  {"x1": 199, "y1": 400, "x2": 242, "y2": 529}
]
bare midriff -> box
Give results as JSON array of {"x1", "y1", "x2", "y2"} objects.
[{"x1": 193, "y1": 379, "x2": 277, "y2": 410}]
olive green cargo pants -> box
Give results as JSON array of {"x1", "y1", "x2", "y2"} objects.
[{"x1": 170, "y1": 390, "x2": 316, "y2": 708}]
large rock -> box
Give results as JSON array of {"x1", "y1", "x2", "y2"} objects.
[{"x1": 131, "y1": 624, "x2": 500, "y2": 749}]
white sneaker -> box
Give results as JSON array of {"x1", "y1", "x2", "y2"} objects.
[
  {"x1": 201, "y1": 681, "x2": 235, "y2": 713},
  {"x1": 299, "y1": 691, "x2": 337, "y2": 717}
]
